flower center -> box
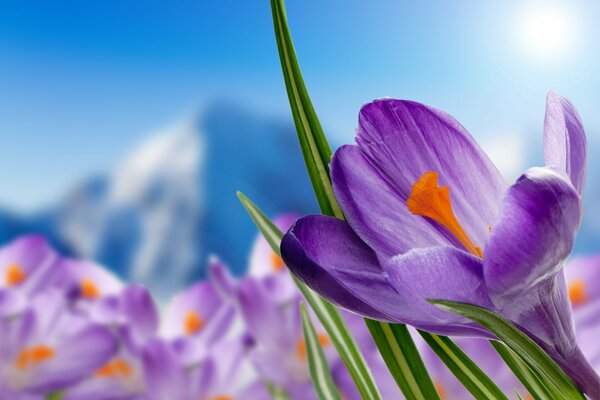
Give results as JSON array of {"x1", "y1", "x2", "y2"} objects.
[
  {"x1": 80, "y1": 279, "x2": 101, "y2": 299},
  {"x1": 407, "y1": 172, "x2": 483, "y2": 258},
  {"x1": 184, "y1": 311, "x2": 205, "y2": 335},
  {"x1": 5, "y1": 263, "x2": 27, "y2": 287},
  {"x1": 208, "y1": 396, "x2": 233, "y2": 400},
  {"x1": 15, "y1": 346, "x2": 55, "y2": 370},
  {"x1": 296, "y1": 333, "x2": 330, "y2": 361},
  {"x1": 568, "y1": 280, "x2": 587, "y2": 305},
  {"x1": 271, "y1": 252, "x2": 285, "y2": 272},
  {"x1": 95, "y1": 357, "x2": 133, "y2": 379}
]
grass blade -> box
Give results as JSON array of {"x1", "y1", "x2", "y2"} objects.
[
  {"x1": 418, "y1": 332, "x2": 509, "y2": 400},
  {"x1": 365, "y1": 321, "x2": 441, "y2": 400},
  {"x1": 270, "y1": 0, "x2": 343, "y2": 219},
  {"x1": 430, "y1": 300, "x2": 584, "y2": 399},
  {"x1": 300, "y1": 302, "x2": 342, "y2": 400},
  {"x1": 491, "y1": 341, "x2": 554, "y2": 400},
  {"x1": 238, "y1": 192, "x2": 382, "y2": 400}
]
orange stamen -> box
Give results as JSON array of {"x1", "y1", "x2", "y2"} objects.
[
  {"x1": 5, "y1": 264, "x2": 27, "y2": 286},
  {"x1": 208, "y1": 396, "x2": 233, "y2": 400},
  {"x1": 184, "y1": 311, "x2": 205, "y2": 335},
  {"x1": 407, "y1": 172, "x2": 483, "y2": 258},
  {"x1": 15, "y1": 346, "x2": 55, "y2": 370},
  {"x1": 95, "y1": 357, "x2": 133, "y2": 379},
  {"x1": 296, "y1": 333, "x2": 330, "y2": 361},
  {"x1": 80, "y1": 279, "x2": 101, "y2": 299},
  {"x1": 271, "y1": 252, "x2": 285, "y2": 272},
  {"x1": 569, "y1": 280, "x2": 587, "y2": 305}
]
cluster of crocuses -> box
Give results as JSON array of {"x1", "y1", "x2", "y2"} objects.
[
  {"x1": 0, "y1": 221, "x2": 388, "y2": 400},
  {"x1": 0, "y1": 219, "x2": 599, "y2": 399}
]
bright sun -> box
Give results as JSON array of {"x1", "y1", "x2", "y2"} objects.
[{"x1": 515, "y1": 3, "x2": 581, "y2": 63}]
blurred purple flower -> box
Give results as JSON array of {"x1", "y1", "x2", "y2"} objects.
[
  {"x1": 54, "y1": 258, "x2": 124, "y2": 304},
  {"x1": 0, "y1": 236, "x2": 59, "y2": 317},
  {"x1": 281, "y1": 93, "x2": 599, "y2": 394},
  {"x1": 63, "y1": 285, "x2": 159, "y2": 400},
  {"x1": 142, "y1": 337, "x2": 267, "y2": 400},
  {"x1": 0, "y1": 289, "x2": 117, "y2": 394},
  {"x1": 161, "y1": 274, "x2": 235, "y2": 366}
]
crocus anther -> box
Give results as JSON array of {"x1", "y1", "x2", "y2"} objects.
[
  {"x1": 407, "y1": 172, "x2": 483, "y2": 258},
  {"x1": 95, "y1": 358, "x2": 133, "y2": 379},
  {"x1": 296, "y1": 333, "x2": 330, "y2": 361},
  {"x1": 271, "y1": 252, "x2": 285, "y2": 272},
  {"x1": 184, "y1": 311, "x2": 205, "y2": 335},
  {"x1": 15, "y1": 346, "x2": 55, "y2": 370},
  {"x1": 569, "y1": 280, "x2": 587, "y2": 305},
  {"x1": 5, "y1": 263, "x2": 26, "y2": 286},
  {"x1": 80, "y1": 279, "x2": 101, "y2": 299}
]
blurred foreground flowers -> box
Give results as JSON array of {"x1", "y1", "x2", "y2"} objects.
[{"x1": 0, "y1": 220, "x2": 599, "y2": 399}]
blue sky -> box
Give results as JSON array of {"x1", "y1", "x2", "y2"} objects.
[{"x1": 1, "y1": 0, "x2": 599, "y2": 210}]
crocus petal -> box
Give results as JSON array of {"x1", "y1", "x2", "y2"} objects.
[
  {"x1": 331, "y1": 145, "x2": 452, "y2": 258},
  {"x1": 28, "y1": 325, "x2": 117, "y2": 393},
  {"x1": 0, "y1": 235, "x2": 59, "y2": 293},
  {"x1": 0, "y1": 289, "x2": 27, "y2": 317},
  {"x1": 120, "y1": 285, "x2": 159, "y2": 342},
  {"x1": 484, "y1": 167, "x2": 582, "y2": 304},
  {"x1": 237, "y1": 278, "x2": 293, "y2": 350},
  {"x1": 143, "y1": 339, "x2": 190, "y2": 400},
  {"x1": 544, "y1": 92, "x2": 587, "y2": 195},
  {"x1": 347, "y1": 99, "x2": 506, "y2": 253},
  {"x1": 234, "y1": 381, "x2": 270, "y2": 399},
  {"x1": 385, "y1": 246, "x2": 495, "y2": 337},
  {"x1": 161, "y1": 280, "x2": 230, "y2": 339},
  {"x1": 282, "y1": 215, "x2": 428, "y2": 323},
  {"x1": 55, "y1": 259, "x2": 124, "y2": 300},
  {"x1": 207, "y1": 256, "x2": 238, "y2": 301},
  {"x1": 249, "y1": 213, "x2": 298, "y2": 277}
]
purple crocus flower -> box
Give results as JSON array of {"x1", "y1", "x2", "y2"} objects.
[
  {"x1": 54, "y1": 258, "x2": 124, "y2": 304},
  {"x1": 0, "y1": 289, "x2": 117, "y2": 395},
  {"x1": 142, "y1": 336, "x2": 267, "y2": 400},
  {"x1": 281, "y1": 93, "x2": 599, "y2": 395},
  {"x1": 161, "y1": 272, "x2": 235, "y2": 366},
  {"x1": 63, "y1": 285, "x2": 159, "y2": 400},
  {"x1": 0, "y1": 236, "x2": 59, "y2": 317},
  {"x1": 237, "y1": 277, "x2": 330, "y2": 400}
]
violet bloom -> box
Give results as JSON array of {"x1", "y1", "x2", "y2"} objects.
[
  {"x1": 237, "y1": 277, "x2": 336, "y2": 400},
  {"x1": 281, "y1": 93, "x2": 599, "y2": 395},
  {"x1": 161, "y1": 273, "x2": 235, "y2": 366},
  {"x1": 209, "y1": 232, "x2": 337, "y2": 400},
  {"x1": 54, "y1": 258, "x2": 124, "y2": 305},
  {"x1": 63, "y1": 285, "x2": 159, "y2": 400},
  {"x1": 0, "y1": 236, "x2": 59, "y2": 317},
  {"x1": 142, "y1": 337, "x2": 267, "y2": 400},
  {"x1": 0, "y1": 289, "x2": 117, "y2": 395}
]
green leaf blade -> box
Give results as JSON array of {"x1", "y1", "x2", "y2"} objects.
[
  {"x1": 270, "y1": 0, "x2": 342, "y2": 219},
  {"x1": 430, "y1": 300, "x2": 584, "y2": 399},
  {"x1": 365, "y1": 320, "x2": 441, "y2": 400},
  {"x1": 300, "y1": 302, "x2": 342, "y2": 400},
  {"x1": 491, "y1": 340, "x2": 554, "y2": 400},
  {"x1": 418, "y1": 332, "x2": 509, "y2": 400}
]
